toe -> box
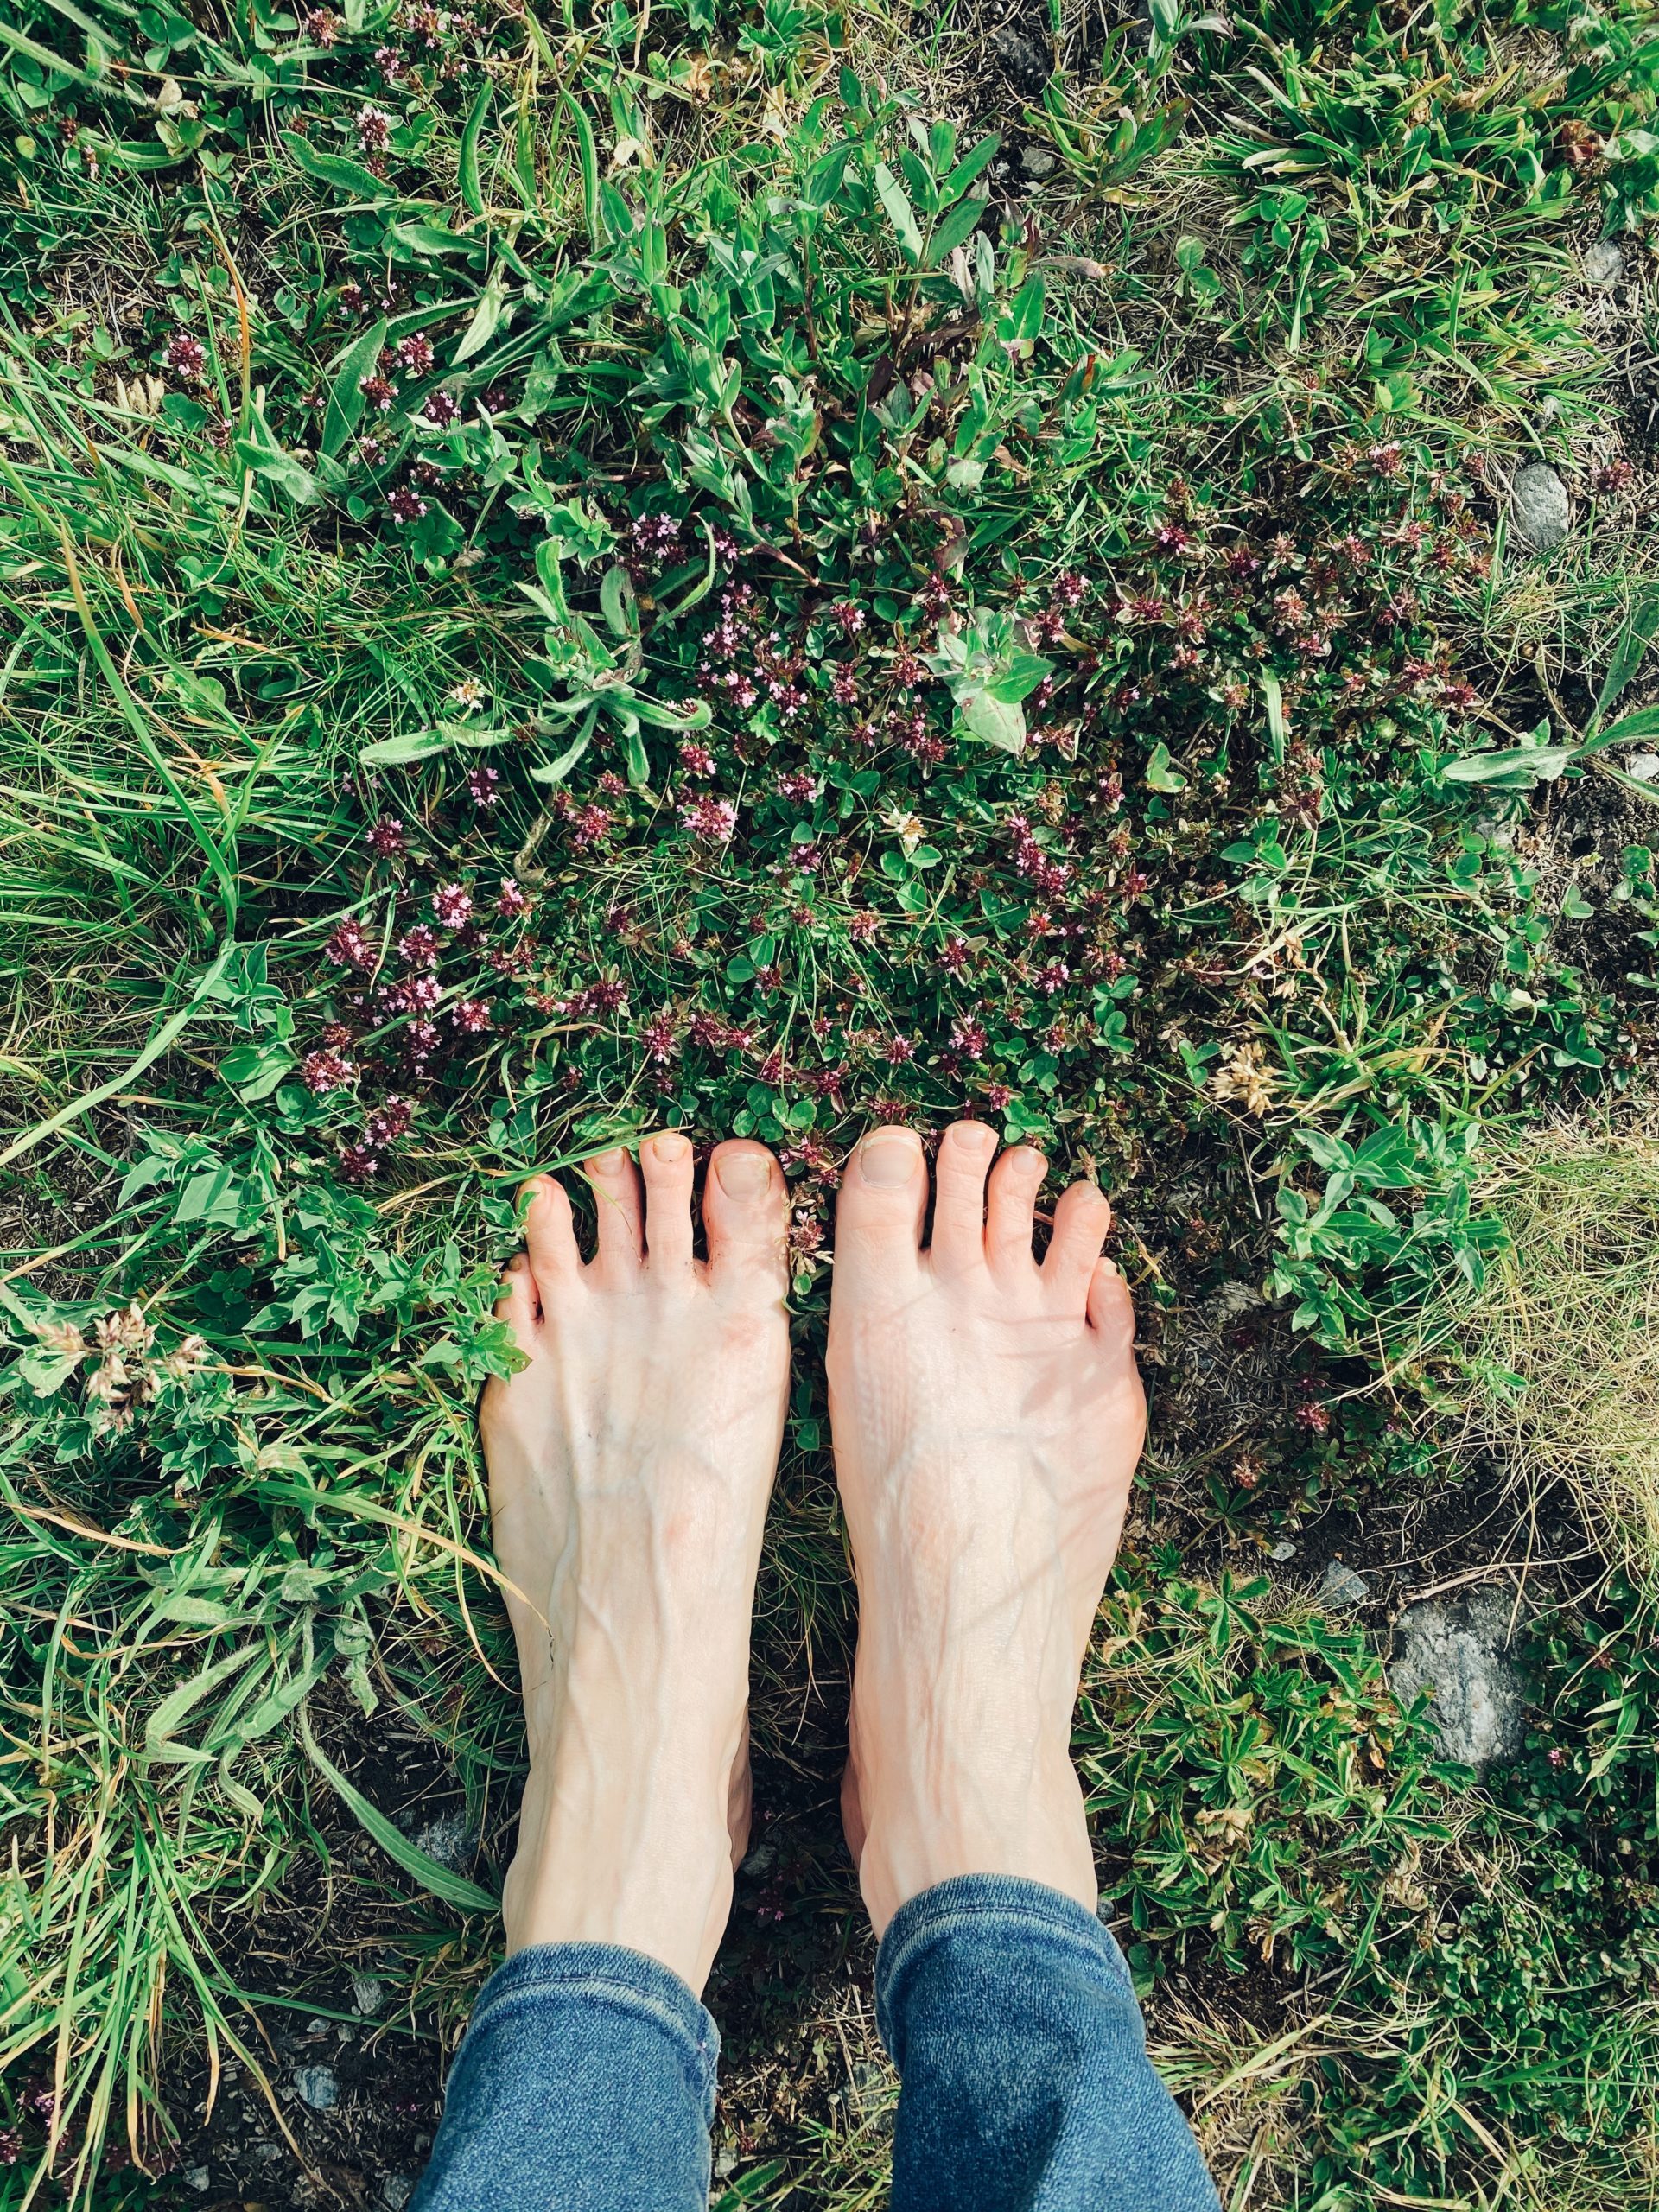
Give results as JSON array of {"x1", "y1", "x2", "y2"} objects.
[
  {"x1": 1043, "y1": 1179, "x2": 1113, "y2": 1304},
  {"x1": 703, "y1": 1141, "x2": 787, "y2": 1289},
  {"x1": 984, "y1": 1145, "x2": 1046, "y2": 1274},
  {"x1": 1085, "y1": 1255, "x2": 1137, "y2": 1356},
  {"x1": 928, "y1": 1119, "x2": 998, "y2": 1273},
  {"x1": 639, "y1": 1128, "x2": 696, "y2": 1273},
  {"x1": 584, "y1": 1147, "x2": 644, "y2": 1281},
  {"x1": 523, "y1": 1175, "x2": 581, "y2": 1300},
  {"x1": 493, "y1": 1251, "x2": 540, "y2": 1345},
  {"x1": 833, "y1": 1126, "x2": 927, "y2": 1277}
]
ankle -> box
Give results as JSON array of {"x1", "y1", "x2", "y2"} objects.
[
  {"x1": 504, "y1": 1777, "x2": 735, "y2": 1988},
  {"x1": 854, "y1": 1736, "x2": 1096, "y2": 1936}
]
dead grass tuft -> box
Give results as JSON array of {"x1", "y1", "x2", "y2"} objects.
[{"x1": 1418, "y1": 1111, "x2": 1659, "y2": 1579}]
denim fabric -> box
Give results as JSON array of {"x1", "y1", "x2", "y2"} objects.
[
  {"x1": 409, "y1": 1942, "x2": 718, "y2": 2212},
  {"x1": 878, "y1": 1876, "x2": 1220, "y2": 2212},
  {"x1": 414, "y1": 1878, "x2": 1217, "y2": 2211}
]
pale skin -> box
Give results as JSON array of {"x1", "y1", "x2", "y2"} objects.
[{"x1": 482, "y1": 1120, "x2": 1147, "y2": 1994}]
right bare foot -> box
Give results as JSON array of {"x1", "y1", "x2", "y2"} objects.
[
  {"x1": 827, "y1": 1121, "x2": 1146, "y2": 1936},
  {"x1": 482, "y1": 1132, "x2": 790, "y2": 1993}
]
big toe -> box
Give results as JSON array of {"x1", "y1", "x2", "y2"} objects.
[
  {"x1": 833, "y1": 1126, "x2": 926, "y2": 1276},
  {"x1": 702, "y1": 1141, "x2": 788, "y2": 1290}
]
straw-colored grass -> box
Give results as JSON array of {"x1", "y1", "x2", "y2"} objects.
[{"x1": 1422, "y1": 1116, "x2": 1659, "y2": 1577}]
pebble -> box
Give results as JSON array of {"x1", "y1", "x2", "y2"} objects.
[
  {"x1": 292, "y1": 2065, "x2": 339, "y2": 2113},
  {"x1": 182, "y1": 2169, "x2": 210, "y2": 2194},
  {"x1": 1020, "y1": 145, "x2": 1056, "y2": 179},
  {"x1": 1269, "y1": 1540, "x2": 1298, "y2": 1563},
  {"x1": 350, "y1": 1972, "x2": 389, "y2": 2018},
  {"x1": 411, "y1": 1811, "x2": 476, "y2": 1871},
  {"x1": 381, "y1": 2177, "x2": 416, "y2": 2210},
  {"x1": 1583, "y1": 238, "x2": 1624, "y2": 287},
  {"x1": 1511, "y1": 463, "x2": 1570, "y2": 553},
  {"x1": 1390, "y1": 1587, "x2": 1526, "y2": 1767},
  {"x1": 1630, "y1": 753, "x2": 1659, "y2": 782},
  {"x1": 1319, "y1": 1560, "x2": 1370, "y2": 1607}
]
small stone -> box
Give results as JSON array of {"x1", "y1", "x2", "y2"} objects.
[
  {"x1": 1020, "y1": 144, "x2": 1056, "y2": 178},
  {"x1": 1511, "y1": 463, "x2": 1570, "y2": 553},
  {"x1": 350, "y1": 1972, "x2": 388, "y2": 2017},
  {"x1": 1391, "y1": 1587, "x2": 1526, "y2": 1768},
  {"x1": 1630, "y1": 753, "x2": 1659, "y2": 782},
  {"x1": 739, "y1": 1840, "x2": 775, "y2": 1878},
  {"x1": 292, "y1": 2065, "x2": 339, "y2": 2113},
  {"x1": 1584, "y1": 238, "x2": 1624, "y2": 287},
  {"x1": 410, "y1": 1810, "x2": 476, "y2": 1871},
  {"x1": 1319, "y1": 1560, "x2": 1370, "y2": 1607},
  {"x1": 182, "y1": 2170, "x2": 211, "y2": 2194},
  {"x1": 990, "y1": 22, "x2": 1052, "y2": 92},
  {"x1": 381, "y1": 2177, "x2": 415, "y2": 2210},
  {"x1": 305, "y1": 2017, "x2": 330, "y2": 2036},
  {"x1": 714, "y1": 2148, "x2": 738, "y2": 2179},
  {"x1": 1269, "y1": 1540, "x2": 1298, "y2": 1563}
]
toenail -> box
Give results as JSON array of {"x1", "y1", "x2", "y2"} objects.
[
  {"x1": 860, "y1": 1128, "x2": 919, "y2": 1185},
  {"x1": 587, "y1": 1147, "x2": 627, "y2": 1179},
  {"x1": 715, "y1": 1149, "x2": 768, "y2": 1197},
  {"x1": 956, "y1": 1120, "x2": 997, "y2": 1148},
  {"x1": 648, "y1": 1130, "x2": 690, "y2": 1164}
]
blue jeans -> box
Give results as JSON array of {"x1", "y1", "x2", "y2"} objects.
[{"x1": 412, "y1": 1875, "x2": 1219, "y2": 2210}]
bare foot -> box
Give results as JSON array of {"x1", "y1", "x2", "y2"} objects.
[
  {"x1": 481, "y1": 1131, "x2": 790, "y2": 1993},
  {"x1": 827, "y1": 1121, "x2": 1145, "y2": 1936}
]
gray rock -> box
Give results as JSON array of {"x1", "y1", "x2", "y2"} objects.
[
  {"x1": 411, "y1": 1811, "x2": 476, "y2": 1872},
  {"x1": 991, "y1": 22, "x2": 1052, "y2": 92},
  {"x1": 1630, "y1": 753, "x2": 1659, "y2": 782},
  {"x1": 1269, "y1": 1540, "x2": 1298, "y2": 1563},
  {"x1": 1020, "y1": 144, "x2": 1056, "y2": 178},
  {"x1": 1512, "y1": 463, "x2": 1570, "y2": 553},
  {"x1": 292, "y1": 2064, "x2": 339, "y2": 2113},
  {"x1": 350, "y1": 1972, "x2": 389, "y2": 2017},
  {"x1": 1319, "y1": 1560, "x2": 1370, "y2": 1607},
  {"x1": 182, "y1": 2171, "x2": 210, "y2": 2195},
  {"x1": 381, "y1": 2177, "x2": 415, "y2": 2210},
  {"x1": 1391, "y1": 1586, "x2": 1526, "y2": 1768},
  {"x1": 1584, "y1": 238, "x2": 1624, "y2": 287}
]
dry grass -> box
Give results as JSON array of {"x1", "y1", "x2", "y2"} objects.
[{"x1": 1418, "y1": 1109, "x2": 1659, "y2": 1578}]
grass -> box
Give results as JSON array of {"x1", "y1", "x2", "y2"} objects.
[
  {"x1": 1, "y1": 0, "x2": 1658, "y2": 2202},
  {"x1": 1414, "y1": 1114, "x2": 1659, "y2": 1573}
]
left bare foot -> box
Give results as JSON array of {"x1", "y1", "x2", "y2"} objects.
[{"x1": 481, "y1": 1132, "x2": 791, "y2": 1993}]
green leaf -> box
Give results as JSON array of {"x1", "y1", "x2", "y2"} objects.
[
  {"x1": 959, "y1": 689, "x2": 1025, "y2": 752},
  {"x1": 622, "y1": 727, "x2": 652, "y2": 792},
  {"x1": 874, "y1": 162, "x2": 923, "y2": 260},
  {"x1": 1581, "y1": 702, "x2": 1659, "y2": 754},
  {"x1": 321, "y1": 317, "x2": 387, "y2": 460},
  {"x1": 939, "y1": 131, "x2": 1000, "y2": 204},
  {"x1": 1146, "y1": 741, "x2": 1186, "y2": 791},
  {"x1": 281, "y1": 130, "x2": 390, "y2": 201},
  {"x1": 453, "y1": 270, "x2": 509, "y2": 365},
  {"x1": 300, "y1": 1707, "x2": 498, "y2": 1913},
  {"x1": 459, "y1": 79, "x2": 490, "y2": 216},
  {"x1": 562, "y1": 89, "x2": 601, "y2": 243},
  {"x1": 1444, "y1": 746, "x2": 1577, "y2": 785},
  {"x1": 1591, "y1": 591, "x2": 1659, "y2": 728},
  {"x1": 359, "y1": 728, "x2": 453, "y2": 766},
  {"x1": 926, "y1": 192, "x2": 988, "y2": 267},
  {"x1": 530, "y1": 708, "x2": 599, "y2": 784},
  {"x1": 599, "y1": 563, "x2": 636, "y2": 638}
]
